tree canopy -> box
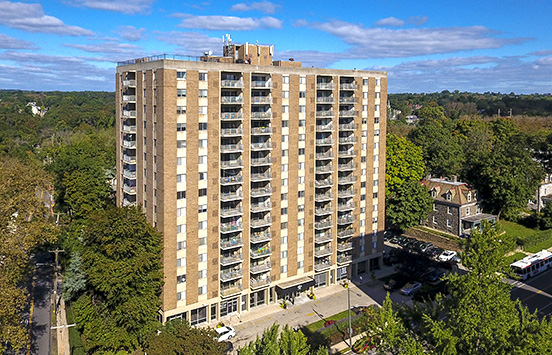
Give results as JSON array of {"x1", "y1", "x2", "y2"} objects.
[{"x1": 238, "y1": 324, "x2": 328, "y2": 355}]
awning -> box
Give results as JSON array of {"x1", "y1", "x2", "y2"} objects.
[{"x1": 275, "y1": 276, "x2": 315, "y2": 297}]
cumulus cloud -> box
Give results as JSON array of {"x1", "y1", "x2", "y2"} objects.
[
  {"x1": 177, "y1": 14, "x2": 282, "y2": 30},
  {"x1": 155, "y1": 32, "x2": 223, "y2": 55},
  {"x1": 231, "y1": 1, "x2": 279, "y2": 14},
  {"x1": 64, "y1": 42, "x2": 145, "y2": 61},
  {"x1": 374, "y1": 17, "x2": 405, "y2": 27},
  {"x1": 0, "y1": 1, "x2": 94, "y2": 36},
  {"x1": 67, "y1": 0, "x2": 155, "y2": 14},
  {"x1": 0, "y1": 33, "x2": 36, "y2": 49},
  {"x1": 313, "y1": 21, "x2": 531, "y2": 58},
  {"x1": 529, "y1": 49, "x2": 552, "y2": 57},
  {"x1": 114, "y1": 25, "x2": 147, "y2": 41},
  {"x1": 408, "y1": 15, "x2": 429, "y2": 26}
]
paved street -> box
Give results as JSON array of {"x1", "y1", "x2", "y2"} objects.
[
  {"x1": 28, "y1": 253, "x2": 54, "y2": 355},
  {"x1": 510, "y1": 268, "x2": 552, "y2": 319}
]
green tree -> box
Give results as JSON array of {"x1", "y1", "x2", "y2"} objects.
[
  {"x1": 385, "y1": 134, "x2": 425, "y2": 194},
  {"x1": 539, "y1": 202, "x2": 552, "y2": 229},
  {"x1": 238, "y1": 324, "x2": 327, "y2": 355},
  {"x1": 72, "y1": 206, "x2": 163, "y2": 353},
  {"x1": 143, "y1": 319, "x2": 225, "y2": 355},
  {"x1": 386, "y1": 181, "x2": 433, "y2": 232}
]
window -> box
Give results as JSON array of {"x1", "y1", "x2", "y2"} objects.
[
  {"x1": 177, "y1": 275, "x2": 186, "y2": 284},
  {"x1": 281, "y1": 236, "x2": 288, "y2": 244},
  {"x1": 298, "y1": 204, "x2": 305, "y2": 212},
  {"x1": 299, "y1": 119, "x2": 305, "y2": 127},
  {"x1": 177, "y1": 123, "x2": 186, "y2": 132},
  {"x1": 375, "y1": 78, "x2": 381, "y2": 86},
  {"x1": 363, "y1": 79, "x2": 368, "y2": 86},
  {"x1": 281, "y1": 222, "x2": 288, "y2": 230},
  {"x1": 282, "y1": 135, "x2": 288, "y2": 143},
  {"x1": 177, "y1": 89, "x2": 186, "y2": 97},
  {"x1": 374, "y1": 167, "x2": 379, "y2": 175},
  {"x1": 198, "y1": 172, "x2": 207, "y2": 180},
  {"x1": 447, "y1": 192, "x2": 452, "y2": 201},
  {"x1": 373, "y1": 192, "x2": 378, "y2": 198},
  {"x1": 375, "y1": 117, "x2": 379, "y2": 124},
  {"x1": 447, "y1": 206, "x2": 452, "y2": 214},
  {"x1": 282, "y1": 178, "x2": 288, "y2": 186},
  {"x1": 467, "y1": 192, "x2": 472, "y2": 202},
  {"x1": 361, "y1": 169, "x2": 366, "y2": 176},
  {"x1": 447, "y1": 219, "x2": 452, "y2": 228},
  {"x1": 198, "y1": 155, "x2": 207, "y2": 164},
  {"x1": 282, "y1": 105, "x2": 289, "y2": 113},
  {"x1": 466, "y1": 207, "x2": 470, "y2": 216},
  {"x1": 375, "y1": 92, "x2": 380, "y2": 98},
  {"x1": 282, "y1": 91, "x2": 289, "y2": 98},
  {"x1": 177, "y1": 106, "x2": 186, "y2": 114},
  {"x1": 198, "y1": 220, "x2": 207, "y2": 229},
  {"x1": 298, "y1": 148, "x2": 305, "y2": 155},
  {"x1": 198, "y1": 286, "x2": 206, "y2": 295},
  {"x1": 198, "y1": 204, "x2": 207, "y2": 213},
  {"x1": 283, "y1": 75, "x2": 289, "y2": 84},
  {"x1": 177, "y1": 207, "x2": 186, "y2": 217},
  {"x1": 177, "y1": 224, "x2": 186, "y2": 234},
  {"x1": 282, "y1": 164, "x2": 288, "y2": 172},
  {"x1": 299, "y1": 162, "x2": 305, "y2": 170},
  {"x1": 281, "y1": 265, "x2": 288, "y2": 273},
  {"x1": 299, "y1": 77, "x2": 306, "y2": 84},
  {"x1": 299, "y1": 176, "x2": 305, "y2": 184},
  {"x1": 298, "y1": 190, "x2": 305, "y2": 198},
  {"x1": 298, "y1": 218, "x2": 304, "y2": 226},
  {"x1": 177, "y1": 291, "x2": 185, "y2": 301},
  {"x1": 198, "y1": 269, "x2": 207, "y2": 279},
  {"x1": 363, "y1": 105, "x2": 368, "y2": 111},
  {"x1": 177, "y1": 241, "x2": 186, "y2": 250},
  {"x1": 375, "y1": 104, "x2": 380, "y2": 112},
  {"x1": 177, "y1": 140, "x2": 186, "y2": 148},
  {"x1": 282, "y1": 120, "x2": 289, "y2": 128},
  {"x1": 373, "y1": 204, "x2": 378, "y2": 211},
  {"x1": 177, "y1": 71, "x2": 186, "y2": 79},
  {"x1": 299, "y1": 91, "x2": 306, "y2": 98},
  {"x1": 199, "y1": 139, "x2": 207, "y2": 148},
  {"x1": 281, "y1": 193, "x2": 288, "y2": 200},
  {"x1": 363, "y1": 92, "x2": 368, "y2": 99},
  {"x1": 299, "y1": 134, "x2": 305, "y2": 141},
  {"x1": 198, "y1": 106, "x2": 207, "y2": 115},
  {"x1": 198, "y1": 122, "x2": 208, "y2": 130},
  {"x1": 374, "y1": 180, "x2": 378, "y2": 186},
  {"x1": 298, "y1": 246, "x2": 304, "y2": 255},
  {"x1": 199, "y1": 73, "x2": 207, "y2": 81},
  {"x1": 361, "y1": 182, "x2": 366, "y2": 188},
  {"x1": 299, "y1": 105, "x2": 306, "y2": 113},
  {"x1": 177, "y1": 257, "x2": 186, "y2": 267},
  {"x1": 297, "y1": 260, "x2": 304, "y2": 269},
  {"x1": 374, "y1": 129, "x2": 380, "y2": 136},
  {"x1": 177, "y1": 191, "x2": 186, "y2": 199},
  {"x1": 199, "y1": 188, "x2": 207, "y2": 197},
  {"x1": 177, "y1": 174, "x2": 186, "y2": 183},
  {"x1": 298, "y1": 232, "x2": 304, "y2": 240},
  {"x1": 198, "y1": 89, "x2": 207, "y2": 97},
  {"x1": 282, "y1": 149, "x2": 288, "y2": 157},
  {"x1": 281, "y1": 207, "x2": 288, "y2": 215},
  {"x1": 198, "y1": 253, "x2": 207, "y2": 262},
  {"x1": 281, "y1": 250, "x2": 288, "y2": 258},
  {"x1": 177, "y1": 156, "x2": 185, "y2": 165}
]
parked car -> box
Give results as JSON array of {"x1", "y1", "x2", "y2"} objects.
[
  {"x1": 425, "y1": 269, "x2": 446, "y2": 283},
  {"x1": 438, "y1": 250, "x2": 458, "y2": 262},
  {"x1": 384, "y1": 279, "x2": 398, "y2": 292},
  {"x1": 400, "y1": 281, "x2": 422, "y2": 296},
  {"x1": 216, "y1": 325, "x2": 236, "y2": 342}
]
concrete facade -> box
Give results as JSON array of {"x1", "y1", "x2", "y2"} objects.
[{"x1": 116, "y1": 41, "x2": 388, "y2": 325}]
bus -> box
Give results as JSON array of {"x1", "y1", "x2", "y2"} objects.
[{"x1": 510, "y1": 249, "x2": 552, "y2": 280}]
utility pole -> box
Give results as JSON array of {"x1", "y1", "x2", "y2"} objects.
[{"x1": 49, "y1": 248, "x2": 64, "y2": 311}]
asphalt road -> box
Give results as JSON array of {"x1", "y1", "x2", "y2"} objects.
[
  {"x1": 510, "y1": 268, "x2": 552, "y2": 319},
  {"x1": 28, "y1": 252, "x2": 54, "y2": 355}
]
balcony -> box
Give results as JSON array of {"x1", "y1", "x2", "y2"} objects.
[
  {"x1": 338, "y1": 189, "x2": 356, "y2": 198},
  {"x1": 338, "y1": 202, "x2": 355, "y2": 211},
  {"x1": 314, "y1": 219, "x2": 332, "y2": 230},
  {"x1": 122, "y1": 198, "x2": 135, "y2": 207},
  {"x1": 315, "y1": 232, "x2": 333, "y2": 244},
  {"x1": 122, "y1": 95, "x2": 136, "y2": 102},
  {"x1": 221, "y1": 144, "x2": 244, "y2": 153},
  {"x1": 337, "y1": 255, "x2": 353, "y2": 265},
  {"x1": 123, "y1": 79, "x2": 136, "y2": 87},
  {"x1": 122, "y1": 124, "x2": 137, "y2": 133},
  {"x1": 251, "y1": 96, "x2": 273, "y2": 104},
  {"x1": 315, "y1": 192, "x2": 333, "y2": 202},
  {"x1": 315, "y1": 247, "x2": 333, "y2": 258},
  {"x1": 251, "y1": 112, "x2": 273, "y2": 119},
  {"x1": 220, "y1": 221, "x2": 244, "y2": 234},
  {"x1": 339, "y1": 136, "x2": 357, "y2": 144},
  {"x1": 250, "y1": 231, "x2": 272, "y2": 243},
  {"x1": 122, "y1": 155, "x2": 136, "y2": 164},
  {"x1": 337, "y1": 242, "x2": 354, "y2": 252},
  {"x1": 220, "y1": 284, "x2": 243, "y2": 297},
  {"x1": 122, "y1": 140, "x2": 136, "y2": 148},
  {"x1": 315, "y1": 206, "x2": 333, "y2": 216},
  {"x1": 338, "y1": 150, "x2": 357, "y2": 157},
  {"x1": 251, "y1": 202, "x2": 272, "y2": 212},
  {"x1": 220, "y1": 237, "x2": 244, "y2": 250},
  {"x1": 221, "y1": 79, "x2": 244, "y2": 88},
  {"x1": 338, "y1": 123, "x2": 357, "y2": 130},
  {"x1": 251, "y1": 80, "x2": 273, "y2": 88},
  {"x1": 251, "y1": 142, "x2": 274, "y2": 151},
  {"x1": 337, "y1": 215, "x2": 355, "y2": 225},
  {"x1": 220, "y1": 269, "x2": 243, "y2": 282},
  {"x1": 315, "y1": 178, "x2": 333, "y2": 188},
  {"x1": 250, "y1": 261, "x2": 271, "y2": 274},
  {"x1": 315, "y1": 165, "x2": 333, "y2": 174},
  {"x1": 314, "y1": 260, "x2": 332, "y2": 272},
  {"x1": 316, "y1": 96, "x2": 334, "y2": 103},
  {"x1": 337, "y1": 228, "x2": 355, "y2": 238},
  {"x1": 340, "y1": 83, "x2": 358, "y2": 90},
  {"x1": 220, "y1": 254, "x2": 243, "y2": 266},
  {"x1": 221, "y1": 112, "x2": 243, "y2": 121},
  {"x1": 122, "y1": 110, "x2": 136, "y2": 118},
  {"x1": 316, "y1": 110, "x2": 335, "y2": 118},
  {"x1": 316, "y1": 138, "x2": 334, "y2": 146},
  {"x1": 250, "y1": 246, "x2": 271, "y2": 259},
  {"x1": 316, "y1": 151, "x2": 334, "y2": 160},
  {"x1": 220, "y1": 190, "x2": 243, "y2": 201},
  {"x1": 316, "y1": 82, "x2": 335, "y2": 90},
  {"x1": 220, "y1": 175, "x2": 243, "y2": 185},
  {"x1": 251, "y1": 186, "x2": 274, "y2": 197},
  {"x1": 250, "y1": 172, "x2": 272, "y2": 182},
  {"x1": 251, "y1": 157, "x2": 275, "y2": 166},
  {"x1": 339, "y1": 97, "x2": 357, "y2": 103},
  {"x1": 338, "y1": 163, "x2": 356, "y2": 171},
  {"x1": 250, "y1": 217, "x2": 272, "y2": 228},
  {"x1": 123, "y1": 169, "x2": 136, "y2": 179},
  {"x1": 251, "y1": 127, "x2": 273, "y2": 135},
  {"x1": 221, "y1": 96, "x2": 244, "y2": 104},
  {"x1": 123, "y1": 184, "x2": 136, "y2": 194},
  {"x1": 338, "y1": 175, "x2": 357, "y2": 184},
  {"x1": 220, "y1": 128, "x2": 244, "y2": 137},
  {"x1": 220, "y1": 206, "x2": 243, "y2": 217},
  {"x1": 220, "y1": 159, "x2": 244, "y2": 169},
  {"x1": 250, "y1": 276, "x2": 271, "y2": 289}
]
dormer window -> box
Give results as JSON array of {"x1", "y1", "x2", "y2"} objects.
[
  {"x1": 431, "y1": 189, "x2": 437, "y2": 198},
  {"x1": 467, "y1": 192, "x2": 472, "y2": 202},
  {"x1": 446, "y1": 192, "x2": 452, "y2": 201}
]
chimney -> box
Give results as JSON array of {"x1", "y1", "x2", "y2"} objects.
[{"x1": 451, "y1": 175, "x2": 457, "y2": 183}]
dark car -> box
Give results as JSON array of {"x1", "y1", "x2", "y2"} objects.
[
  {"x1": 425, "y1": 269, "x2": 446, "y2": 283},
  {"x1": 384, "y1": 279, "x2": 399, "y2": 292}
]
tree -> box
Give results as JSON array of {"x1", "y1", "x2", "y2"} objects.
[
  {"x1": 386, "y1": 181, "x2": 433, "y2": 232},
  {"x1": 143, "y1": 319, "x2": 226, "y2": 355},
  {"x1": 72, "y1": 206, "x2": 163, "y2": 353},
  {"x1": 539, "y1": 202, "x2": 552, "y2": 229},
  {"x1": 238, "y1": 324, "x2": 327, "y2": 355},
  {"x1": 385, "y1": 134, "x2": 425, "y2": 194},
  {"x1": 0, "y1": 158, "x2": 58, "y2": 352}
]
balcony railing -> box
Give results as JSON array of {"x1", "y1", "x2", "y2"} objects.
[
  {"x1": 316, "y1": 82, "x2": 335, "y2": 90},
  {"x1": 251, "y1": 112, "x2": 273, "y2": 119},
  {"x1": 123, "y1": 169, "x2": 136, "y2": 179},
  {"x1": 122, "y1": 95, "x2": 136, "y2": 102},
  {"x1": 122, "y1": 110, "x2": 136, "y2": 118},
  {"x1": 315, "y1": 232, "x2": 333, "y2": 243},
  {"x1": 339, "y1": 136, "x2": 357, "y2": 144},
  {"x1": 337, "y1": 215, "x2": 355, "y2": 225},
  {"x1": 220, "y1": 238, "x2": 244, "y2": 250},
  {"x1": 338, "y1": 150, "x2": 357, "y2": 157},
  {"x1": 250, "y1": 217, "x2": 272, "y2": 228},
  {"x1": 250, "y1": 261, "x2": 271, "y2": 274},
  {"x1": 220, "y1": 284, "x2": 243, "y2": 297},
  {"x1": 250, "y1": 276, "x2": 271, "y2": 289},
  {"x1": 250, "y1": 246, "x2": 271, "y2": 258},
  {"x1": 337, "y1": 228, "x2": 355, "y2": 238},
  {"x1": 122, "y1": 155, "x2": 136, "y2": 164},
  {"x1": 251, "y1": 127, "x2": 273, "y2": 135},
  {"x1": 251, "y1": 186, "x2": 274, "y2": 197},
  {"x1": 316, "y1": 110, "x2": 335, "y2": 117},
  {"x1": 314, "y1": 260, "x2": 332, "y2": 272},
  {"x1": 122, "y1": 140, "x2": 136, "y2": 148},
  {"x1": 340, "y1": 83, "x2": 358, "y2": 90},
  {"x1": 251, "y1": 202, "x2": 272, "y2": 212},
  {"x1": 315, "y1": 206, "x2": 334, "y2": 216},
  {"x1": 338, "y1": 163, "x2": 356, "y2": 170},
  {"x1": 315, "y1": 178, "x2": 333, "y2": 188},
  {"x1": 338, "y1": 202, "x2": 356, "y2": 211},
  {"x1": 338, "y1": 175, "x2": 357, "y2": 184},
  {"x1": 315, "y1": 164, "x2": 333, "y2": 173},
  {"x1": 221, "y1": 80, "x2": 244, "y2": 88},
  {"x1": 221, "y1": 96, "x2": 244, "y2": 104},
  {"x1": 220, "y1": 269, "x2": 243, "y2": 281},
  {"x1": 338, "y1": 189, "x2": 356, "y2": 198},
  {"x1": 251, "y1": 157, "x2": 275, "y2": 166},
  {"x1": 251, "y1": 142, "x2": 274, "y2": 150},
  {"x1": 220, "y1": 221, "x2": 244, "y2": 234},
  {"x1": 316, "y1": 124, "x2": 334, "y2": 132},
  {"x1": 220, "y1": 254, "x2": 243, "y2": 266},
  {"x1": 250, "y1": 231, "x2": 272, "y2": 243},
  {"x1": 339, "y1": 97, "x2": 357, "y2": 103},
  {"x1": 221, "y1": 128, "x2": 244, "y2": 136},
  {"x1": 316, "y1": 138, "x2": 334, "y2": 146},
  {"x1": 220, "y1": 175, "x2": 243, "y2": 185},
  {"x1": 221, "y1": 144, "x2": 244, "y2": 153},
  {"x1": 250, "y1": 172, "x2": 272, "y2": 182},
  {"x1": 251, "y1": 80, "x2": 273, "y2": 88},
  {"x1": 122, "y1": 198, "x2": 135, "y2": 207},
  {"x1": 316, "y1": 96, "x2": 334, "y2": 103},
  {"x1": 337, "y1": 255, "x2": 353, "y2": 264},
  {"x1": 337, "y1": 242, "x2": 354, "y2": 251},
  {"x1": 338, "y1": 123, "x2": 358, "y2": 130},
  {"x1": 221, "y1": 112, "x2": 243, "y2": 120},
  {"x1": 123, "y1": 79, "x2": 136, "y2": 87},
  {"x1": 220, "y1": 190, "x2": 243, "y2": 201},
  {"x1": 314, "y1": 219, "x2": 332, "y2": 229},
  {"x1": 251, "y1": 96, "x2": 273, "y2": 104},
  {"x1": 315, "y1": 192, "x2": 333, "y2": 201},
  {"x1": 220, "y1": 159, "x2": 244, "y2": 169},
  {"x1": 123, "y1": 124, "x2": 137, "y2": 133},
  {"x1": 123, "y1": 184, "x2": 136, "y2": 194},
  {"x1": 316, "y1": 151, "x2": 334, "y2": 160},
  {"x1": 315, "y1": 247, "x2": 333, "y2": 257},
  {"x1": 221, "y1": 206, "x2": 243, "y2": 217}
]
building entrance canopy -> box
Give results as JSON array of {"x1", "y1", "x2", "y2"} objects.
[{"x1": 275, "y1": 276, "x2": 315, "y2": 297}]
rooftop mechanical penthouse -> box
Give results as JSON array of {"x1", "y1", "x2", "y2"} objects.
[{"x1": 116, "y1": 38, "x2": 388, "y2": 324}]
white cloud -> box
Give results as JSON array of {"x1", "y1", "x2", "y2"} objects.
[
  {"x1": 64, "y1": 42, "x2": 145, "y2": 61},
  {"x1": 275, "y1": 50, "x2": 343, "y2": 68},
  {"x1": 114, "y1": 25, "x2": 147, "y2": 42},
  {"x1": 529, "y1": 49, "x2": 552, "y2": 57},
  {"x1": 67, "y1": 0, "x2": 155, "y2": 15},
  {"x1": 374, "y1": 17, "x2": 405, "y2": 27},
  {"x1": 313, "y1": 21, "x2": 531, "y2": 58},
  {"x1": 293, "y1": 19, "x2": 308, "y2": 27},
  {"x1": 231, "y1": 1, "x2": 279, "y2": 14},
  {"x1": 0, "y1": 1, "x2": 94, "y2": 36},
  {"x1": 177, "y1": 14, "x2": 282, "y2": 30},
  {"x1": 155, "y1": 32, "x2": 223, "y2": 55},
  {"x1": 408, "y1": 16, "x2": 429, "y2": 26},
  {"x1": 0, "y1": 33, "x2": 36, "y2": 49}
]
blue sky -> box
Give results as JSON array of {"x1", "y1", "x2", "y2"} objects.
[{"x1": 1, "y1": 0, "x2": 551, "y2": 93}]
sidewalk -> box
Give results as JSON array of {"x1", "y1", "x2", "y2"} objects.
[{"x1": 56, "y1": 297, "x2": 70, "y2": 355}]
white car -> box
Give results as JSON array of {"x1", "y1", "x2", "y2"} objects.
[
  {"x1": 438, "y1": 250, "x2": 458, "y2": 262},
  {"x1": 215, "y1": 325, "x2": 236, "y2": 342}
]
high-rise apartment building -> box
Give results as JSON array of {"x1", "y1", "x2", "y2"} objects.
[{"x1": 116, "y1": 39, "x2": 387, "y2": 324}]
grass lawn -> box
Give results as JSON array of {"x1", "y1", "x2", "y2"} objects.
[
  {"x1": 504, "y1": 252, "x2": 528, "y2": 265},
  {"x1": 304, "y1": 309, "x2": 352, "y2": 333},
  {"x1": 525, "y1": 230, "x2": 552, "y2": 252},
  {"x1": 498, "y1": 220, "x2": 535, "y2": 242}
]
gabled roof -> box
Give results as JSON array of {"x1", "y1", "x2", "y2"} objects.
[{"x1": 422, "y1": 177, "x2": 477, "y2": 205}]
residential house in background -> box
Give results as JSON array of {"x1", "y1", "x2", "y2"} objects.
[{"x1": 532, "y1": 173, "x2": 552, "y2": 212}]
